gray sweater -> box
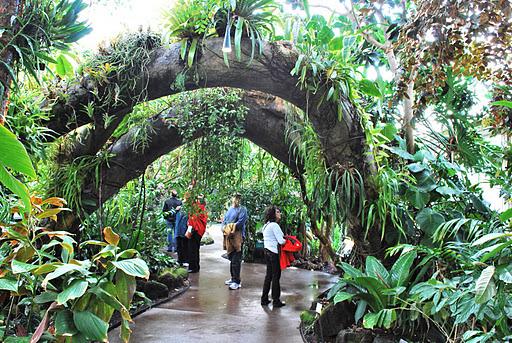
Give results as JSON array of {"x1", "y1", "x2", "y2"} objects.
[{"x1": 262, "y1": 222, "x2": 285, "y2": 254}]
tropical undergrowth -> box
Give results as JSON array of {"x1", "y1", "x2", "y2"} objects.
[{"x1": 285, "y1": 4, "x2": 512, "y2": 341}]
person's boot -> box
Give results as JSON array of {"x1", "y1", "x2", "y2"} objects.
[{"x1": 273, "y1": 300, "x2": 286, "y2": 308}]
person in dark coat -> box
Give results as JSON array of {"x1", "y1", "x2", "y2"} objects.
[
  {"x1": 163, "y1": 189, "x2": 182, "y2": 252},
  {"x1": 175, "y1": 209, "x2": 189, "y2": 266}
]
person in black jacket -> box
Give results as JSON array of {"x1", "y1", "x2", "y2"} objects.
[{"x1": 163, "y1": 189, "x2": 182, "y2": 252}]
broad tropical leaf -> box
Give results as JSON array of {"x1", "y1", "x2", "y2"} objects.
[
  {"x1": 0, "y1": 125, "x2": 36, "y2": 178},
  {"x1": 365, "y1": 256, "x2": 390, "y2": 285},
  {"x1": 111, "y1": 258, "x2": 149, "y2": 279},
  {"x1": 57, "y1": 279, "x2": 89, "y2": 305},
  {"x1": 390, "y1": 251, "x2": 416, "y2": 287},
  {"x1": 475, "y1": 266, "x2": 496, "y2": 304},
  {"x1": 73, "y1": 311, "x2": 108, "y2": 341}
]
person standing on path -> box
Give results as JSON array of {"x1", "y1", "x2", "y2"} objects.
[
  {"x1": 222, "y1": 193, "x2": 248, "y2": 290},
  {"x1": 175, "y1": 207, "x2": 189, "y2": 266},
  {"x1": 186, "y1": 194, "x2": 208, "y2": 273},
  {"x1": 261, "y1": 205, "x2": 286, "y2": 308},
  {"x1": 163, "y1": 189, "x2": 182, "y2": 252}
]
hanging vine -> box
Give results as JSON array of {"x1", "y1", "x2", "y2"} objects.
[{"x1": 166, "y1": 88, "x2": 248, "y2": 191}]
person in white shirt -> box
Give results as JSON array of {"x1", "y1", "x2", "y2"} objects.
[{"x1": 261, "y1": 205, "x2": 286, "y2": 308}]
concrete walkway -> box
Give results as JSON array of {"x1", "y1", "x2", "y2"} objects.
[{"x1": 109, "y1": 224, "x2": 337, "y2": 343}]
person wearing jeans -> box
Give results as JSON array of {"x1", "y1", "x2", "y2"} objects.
[
  {"x1": 261, "y1": 205, "x2": 286, "y2": 307},
  {"x1": 222, "y1": 193, "x2": 248, "y2": 290},
  {"x1": 163, "y1": 190, "x2": 182, "y2": 252}
]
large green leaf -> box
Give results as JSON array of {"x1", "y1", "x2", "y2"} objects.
[
  {"x1": 354, "y1": 300, "x2": 367, "y2": 323},
  {"x1": 471, "y1": 233, "x2": 511, "y2": 246},
  {"x1": 57, "y1": 279, "x2": 89, "y2": 305},
  {"x1": 115, "y1": 269, "x2": 136, "y2": 309},
  {"x1": 0, "y1": 164, "x2": 31, "y2": 212},
  {"x1": 380, "y1": 123, "x2": 397, "y2": 142},
  {"x1": 42, "y1": 263, "x2": 84, "y2": 288},
  {"x1": 475, "y1": 266, "x2": 496, "y2": 304},
  {"x1": 362, "y1": 311, "x2": 380, "y2": 329},
  {"x1": 34, "y1": 291, "x2": 57, "y2": 304},
  {"x1": 491, "y1": 100, "x2": 512, "y2": 108},
  {"x1": 363, "y1": 309, "x2": 396, "y2": 329},
  {"x1": 359, "y1": 79, "x2": 382, "y2": 97},
  {"x1": 480, "y1": 240, "x2": 512, "y2": 262},
  {"x1": 365, "y1": 256, "x2": 390, "y2": 285},
  {"x1": 407, "y1": 162, "x2": 427, "y2": 173},
  {"x1": 327, "y1": 279, "x2": 346, "y2": 300},
  {"x1": 435, "y1": 185, "x2": 462, "y2": 196},
  {"x1": 55, "y1": 54, "x2": 74, "y2": 77},
  {"x1": 11, "y1": 259, "x2": 38, "y2": 274},
  {"x1": 415, "y1": 171, "x2": 437, "y2": 192},
  {"x1": 388, "y1": 146, "x2": 415, "y2": 160},
  {"x1": 90, "y1": 283, "x2": 131, "y2": 320},
  {"x1": 499, "y1": 208, "x2": 512, "y2": 222},
  {"x1": 112, "y1": 258, "x2": 149, "y2": 279},
  {"x1": 340, "y1": 262, "x2": 364, "y2": 278},
  {"x1": 0, "y1": 278, "x2": 18, "y2": 292},
  {"x1": 390, "y1": 251, "x2": 416, "y2": 287},
  {"x1": 333, "y1": 291, "x2": 354, "y2": 304},
  {"x1": 497, "y1": 265, "x2": 512, "y2": 284},
  {"x1": 415, "y1": 208, "x2": 445, "y2": 235},
  {"x1": 55, "y1": 310, "x2": 78, "y2": 336},
  {"x1": 351, "y1": 277, "x2": 386, "y2": 310},
  {"x1": 0, "y1": 125, "x2": 36, "y2": 178},
  {"x1": 4, "y1": 337, "x2": 30, "y2": 343},
  {"x1": 406, "y1": 188, "x2": 430, "y2": 209},
  {"x1": 73, "y1": 311, "x2": 108, "y2": 341}
]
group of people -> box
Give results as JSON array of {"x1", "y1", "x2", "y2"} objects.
[
  {"x1": 163, "y1": 191, "x2": 287, "y2": 307},
  {"x1": 163, "y1": 189, "x2": 207, "y2": 273}
]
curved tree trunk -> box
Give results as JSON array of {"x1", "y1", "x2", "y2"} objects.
[
  {"x1": 48, "y1": 38, "x2": 366, "y2": 174},
  {"x1": 49, "y1": 38, "x2": 376, "y2": 256},
  {"x1": 56, "y1": 92, "x2": 304, "y2": 230}
]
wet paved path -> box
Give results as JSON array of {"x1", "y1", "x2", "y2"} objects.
[{"x1": 109, "y1": 224, "x2": 337, "y2": 343}]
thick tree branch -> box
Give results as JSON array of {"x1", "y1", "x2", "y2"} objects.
[
  {"x1": 77, "y1": 92, "x2": 303, "y2": 213},
  {"x1": 47, "y1": 38, "x2": 365, "y2": 174}
]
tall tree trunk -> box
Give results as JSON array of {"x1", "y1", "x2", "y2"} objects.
[
  {"x1": 403, "y1": 77, "x2": 416, "y2": 154},
  {"x1": 0, "y1": 0, "x2": 23, "y2": 124}
]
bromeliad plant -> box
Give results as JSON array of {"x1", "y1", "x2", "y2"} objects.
[
  {"x1": 329, "y1": 251, "x2": 417, "y2": 331},
  {"x1": 163, "y1": 0, "x2": 280, "y2": 68},
  {"x1": 215, "y1": 0, "x2": 280, "y2": 62},
  {"x1": 163, "y1": 0, "x2": 218, "y2": 67},
  {"x1": 0, "y1": 196, "x2": 149, "y2": 342}
]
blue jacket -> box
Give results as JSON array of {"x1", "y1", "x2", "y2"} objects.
[
  {"x1": 222, "y1": 206, "x2": 248, "y2": 238},
  {"x1": 175, "y1": 211, "x2": 188, "y2": 237}
]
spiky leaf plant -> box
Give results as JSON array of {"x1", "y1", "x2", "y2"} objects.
[{"x1": 215, "y1": 0, "x2": 280, "y2": 62}]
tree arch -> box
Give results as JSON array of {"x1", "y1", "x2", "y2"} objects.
[
  {"x1": 49, "y1": 38, "x2": 367, "y2": 174},
  {"x1": 49, "y1": 37, "x2": 373, "y2": 254},
  {"x1": 80, "y1": 91, "x2": 303, "y2": 211}
]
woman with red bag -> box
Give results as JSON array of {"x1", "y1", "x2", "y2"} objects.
[
  {"x1": 185, "y1": 192, "x2": 208, "y2": 273},
  {"x1": 260, "y1": 205, "x2": 286, "y2": 308}
]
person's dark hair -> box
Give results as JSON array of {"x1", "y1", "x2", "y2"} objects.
[{"x1": 264, "y1": 205, "x2": 279, "y2": 223}]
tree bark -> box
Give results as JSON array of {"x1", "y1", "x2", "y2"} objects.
[
  {"x1": 0, "y1": 0, "x2": 23, "y2": 124},
  {"x1": 73, "y1": 92, "x2": 303, "y2": 213},
  {"x1": 47, "y1": 38, "x2": 366, "y2": 174},
  {"x1": 403, "y1": 75, "x2": 417, "y2": 154}
]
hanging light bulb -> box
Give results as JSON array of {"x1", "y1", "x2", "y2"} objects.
[{"x1": 222, "y1": 11, "x2": 232, "y2": 53}]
